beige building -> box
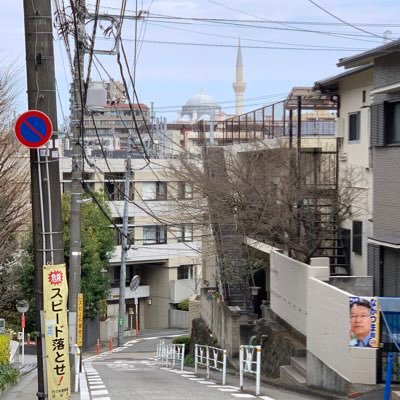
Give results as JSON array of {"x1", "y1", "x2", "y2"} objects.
[
  {"x1": 315, "y1": 65, "x2": 374, "y2": 276},
  {"x1": 60, "y1": 155, "x2": 202, "y2": 334}
]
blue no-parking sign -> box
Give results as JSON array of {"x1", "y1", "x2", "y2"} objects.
[{"x1": 14, "y1": 110, "x2": 53, "y2": 148}]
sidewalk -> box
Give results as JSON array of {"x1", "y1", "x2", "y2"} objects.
[{"x1": 0, "y1": 353, "x2": 79, "y2": 400}]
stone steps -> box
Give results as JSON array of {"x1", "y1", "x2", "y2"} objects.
[
  {"x1": 291, "y1": 356, "x2": 307, "y2": 376},
  {"x1": 279, "y1": 355, "x2": 307, "y2": 388}
]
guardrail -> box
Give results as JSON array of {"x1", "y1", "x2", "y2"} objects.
[
  {"x1": 239, "y1": 345, "x2": 262, "y2": 395},
  {"x1": 156, "y1": 340, "x2": 185, "y2": 371},
  {"x1": 194, "y1": 344, "x2": 227, "y2": 385}
]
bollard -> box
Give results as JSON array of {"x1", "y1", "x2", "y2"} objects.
[
  {"x1": 96, "y1": 338, "x2": 100, "y2": 355},
  {"x1": 109, "y1": 336, "x2": 113, "y2": 351}
]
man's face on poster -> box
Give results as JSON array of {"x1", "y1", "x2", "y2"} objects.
[{"x1": 350, "y1": 304, "x2": 371, "y2": 340}]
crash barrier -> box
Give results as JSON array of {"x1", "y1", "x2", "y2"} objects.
[
  {"x1": 156, "y1": 339, "x2": 185, "y2": 371},
  {"x1": 194, "y1": 344, "x2": 227, "y2": 385},
  {"x1": 239, "y1": 345, "x2": 261, "y2": 396}
]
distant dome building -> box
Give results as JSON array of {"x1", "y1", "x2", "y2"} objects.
[{"x1": 177, "y1": 90, "x2": 222, "y2": 122}]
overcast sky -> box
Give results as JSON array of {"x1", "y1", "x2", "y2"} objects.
[{"x1": 1, "y1": 0, "x2": 400, "y2": 123}]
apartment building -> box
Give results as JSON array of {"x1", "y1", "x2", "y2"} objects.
[
  {"x1": 335, "y1": 40, "x2": 400, "y2": 297},
  {"x1": 61, "y1": 143, "x2": 201, "y2": 334},
  {"x1": 314, "y1": 65, "x2": 374, "y2": 276}
]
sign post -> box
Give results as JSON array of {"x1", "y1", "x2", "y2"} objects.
[
  {"x1": 16, "y1": 300, "x2": 29, "y2": 365},
  {"x1": 129, "y1": 275, "x2": 140, "y2": 337}
]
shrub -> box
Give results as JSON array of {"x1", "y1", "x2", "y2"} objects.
[
  {"x1": 0, "y1": 364, "x2": 19, "y2": 392},
  {"x1": 172, "y1": 335, "x2": 190, "y2": 355},
  {"x1": 177, "y1": 298, "x2": 189, "y2": 311},
  {"x1": 184, "y1": 354, "x2": 194, "y2": 366},
  {"x1": 0, "y1": 336, "x2": 10, "y2": 365}
]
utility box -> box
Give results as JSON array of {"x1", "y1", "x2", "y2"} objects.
[{"x1": 0, "y1": 318, "x2": 5, "y2": 334}]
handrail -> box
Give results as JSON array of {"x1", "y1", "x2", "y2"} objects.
[
  {"x1": 239, "y1": 345, "x2": 262, "y2": 395},
  {"x1": 194, "y1": 344, "x2": 227, "y2": 385},
  {"x1": 156, "y1": 340, "x2": 185, "y2": 371}
]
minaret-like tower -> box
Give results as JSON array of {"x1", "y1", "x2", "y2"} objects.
[{"x1": 233, "y1": 39, "x2": 246, "y2": 115}]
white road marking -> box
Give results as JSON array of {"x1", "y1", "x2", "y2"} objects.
[
  {"x1": 91, "y1": 389, "x2": 109, "y2": 396},
  {"x1": 231, "y1": 394, "x2": 256, "y2": 398}
]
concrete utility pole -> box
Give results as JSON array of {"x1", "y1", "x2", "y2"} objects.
[
  {"x1": 23, "y1": 1, "x2": 65, "y2": 398},
  {"x1": 118, "y1": 132, "x2": 133, "y2": 347},
  {"x1": 68, "y1": 0, "x2": 85, "y2": 382}
]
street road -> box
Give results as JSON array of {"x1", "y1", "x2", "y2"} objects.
[{"x1": 81, "y1": 329, "x2": 333, "y2": 400}]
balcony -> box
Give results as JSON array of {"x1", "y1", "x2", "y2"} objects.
[
  {"x1": 169, "y1": 279, "x2": 197, "y2": 304},
  {"x1": 109, "y1": 285, "x2": 150, "y2": 301}
]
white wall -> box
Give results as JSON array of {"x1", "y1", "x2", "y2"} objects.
[
  {"x1": 337, "y1": 69, "x2": 373, "y2": 276},
  {"x1": 307, "y1": 277, "x2": 377, "y2": 384},
  {"x1": 271, "y1": 250, "x2": 376, "y2": 385},
  {"x1": 270, "y1": 251, "x2": 330, "y2": 335}
]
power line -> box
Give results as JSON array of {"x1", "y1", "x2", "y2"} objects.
[
  {"x1": 305, "y1": 0, "x2": 395, "y2": 41},
  {"x1": 145, "y1": 21, "x2": 370, "y2": 50},
  {"x1": 127, "y1": 39, "x2": 369, "y2": 52}
]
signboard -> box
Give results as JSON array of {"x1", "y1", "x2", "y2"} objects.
[
  {"x1": 43, "y1": 264, "x2": 71, "y2": 400},
  {"x1": 77, "y1": 293, "x2": 83, "y2": 347},
  {"x1": 349, "y1": 296, "x2": 380, "y2": 348},
  {"x1": 14, "y1": 110, "x2": 53, "y2": 148}
]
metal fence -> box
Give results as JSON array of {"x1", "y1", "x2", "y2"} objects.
[
  {"x1": 222, "y1": 100, "x2": 336, "y2": 145},
  {"x1": 239, "y1": 345, "x2": 262, "y2": 396},
  {"x1": 156, "y1": 339, "x2": 185, "y2": 371},
  {"x1": 194, "y1": 344, "x2": 227, "y2": 385}
]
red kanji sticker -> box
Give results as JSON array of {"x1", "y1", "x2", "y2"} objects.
[{"x1": 48, "y1": 270, "x2": 63, "y2": 285}]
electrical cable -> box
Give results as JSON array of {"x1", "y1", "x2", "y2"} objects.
[{"x1": 306, "y1": 0, "x2": 395, "y2": 42}]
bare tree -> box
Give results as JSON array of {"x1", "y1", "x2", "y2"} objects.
[
  {"x1": 0, "y1": 62, "x2": 30, "y2": 265},
  {"x1": 167, "y1": 138, "x2": 362, "y2": 289}
]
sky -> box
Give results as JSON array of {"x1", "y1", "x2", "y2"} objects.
[{"x1": 1, "y1": 0, "x2": 400, "y2": 125}]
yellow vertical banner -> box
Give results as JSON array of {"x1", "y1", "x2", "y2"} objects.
[
  {"x1": 77, "y1": 293, "x2": 83, "y2": 347},
  {"x1": 43, "y1": 264, "x2": 71, "y2": 400}
]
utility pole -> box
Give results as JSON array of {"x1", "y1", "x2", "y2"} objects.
[
  {"x1": 68, "y1": 0, "x2": 85, "y2": 383},
  {"x1": 23, "y1": 1, "x2": 65, "y2": 399},
  {"x1": 118, "y1": 132, "x2": 132, "y2": 347}
]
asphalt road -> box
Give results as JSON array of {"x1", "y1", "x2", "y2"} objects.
[{"x1": 81, "y1": 330, "x2": 330, "y2": 400}]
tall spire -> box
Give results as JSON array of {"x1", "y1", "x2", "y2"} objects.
[{"x1": 233, "y1": 39, "x2": 246, "y2": 115}]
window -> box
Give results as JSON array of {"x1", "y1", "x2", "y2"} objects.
[
  {"x1": 348, "y1": 112, "x2": 360, "y2": 142},
  {"x1": 143, "y1": 225, "x2": 167, "y2": 244},
  {"x1": 177, "y1": 265, "x2": 194, "y2": 280},
  {"x1": 386, "y1": 101, "x2": 400, "y2": 144},
  {"x1": 352, "y1": 220, "x2": 362, "y2": 255},
  {"x1": 178, "y1": 182, "x2": 193, "y2": 199},
  {"x1": 177, "y1": 224, "x2": 193, "y2": 242},
  {"x1": 104, "y1": 172, "x2": 125, "y2": 201},
  {"x1": 142, "y1": 182, "x2": 167, "y2": 200}
]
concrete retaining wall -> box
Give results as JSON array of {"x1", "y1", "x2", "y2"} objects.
[{"x1": 169, "y1": 309, "x2": 188, "y2": 329}]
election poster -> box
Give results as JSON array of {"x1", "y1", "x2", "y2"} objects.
[
  {"x1": 43, "y1": 264, "x2": 71, "y2": 399},
  {"x1": 349, "y1": 296, "x2": 380, "y2": 348}
]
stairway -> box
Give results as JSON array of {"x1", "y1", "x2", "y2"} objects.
[
  {"x1": 279, "y1": 355, "x2": 307, "y2": 388},
  {"x1": 304, "y1": 198, "x2": 350, "y2": 276},
  {"x1": 317, "y1": 224, "x2": 350, "y2": 276}
]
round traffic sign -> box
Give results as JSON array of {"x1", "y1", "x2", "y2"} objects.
[
  {"x1": 14, "y1": 110, "x2": 53, "y2": 148},
  {"x1": 130, "y1": 275, "x2": 140, "y2": 292},
  {"x1": 16, "y1": 300, "x2": 29, "y2": 313}
]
